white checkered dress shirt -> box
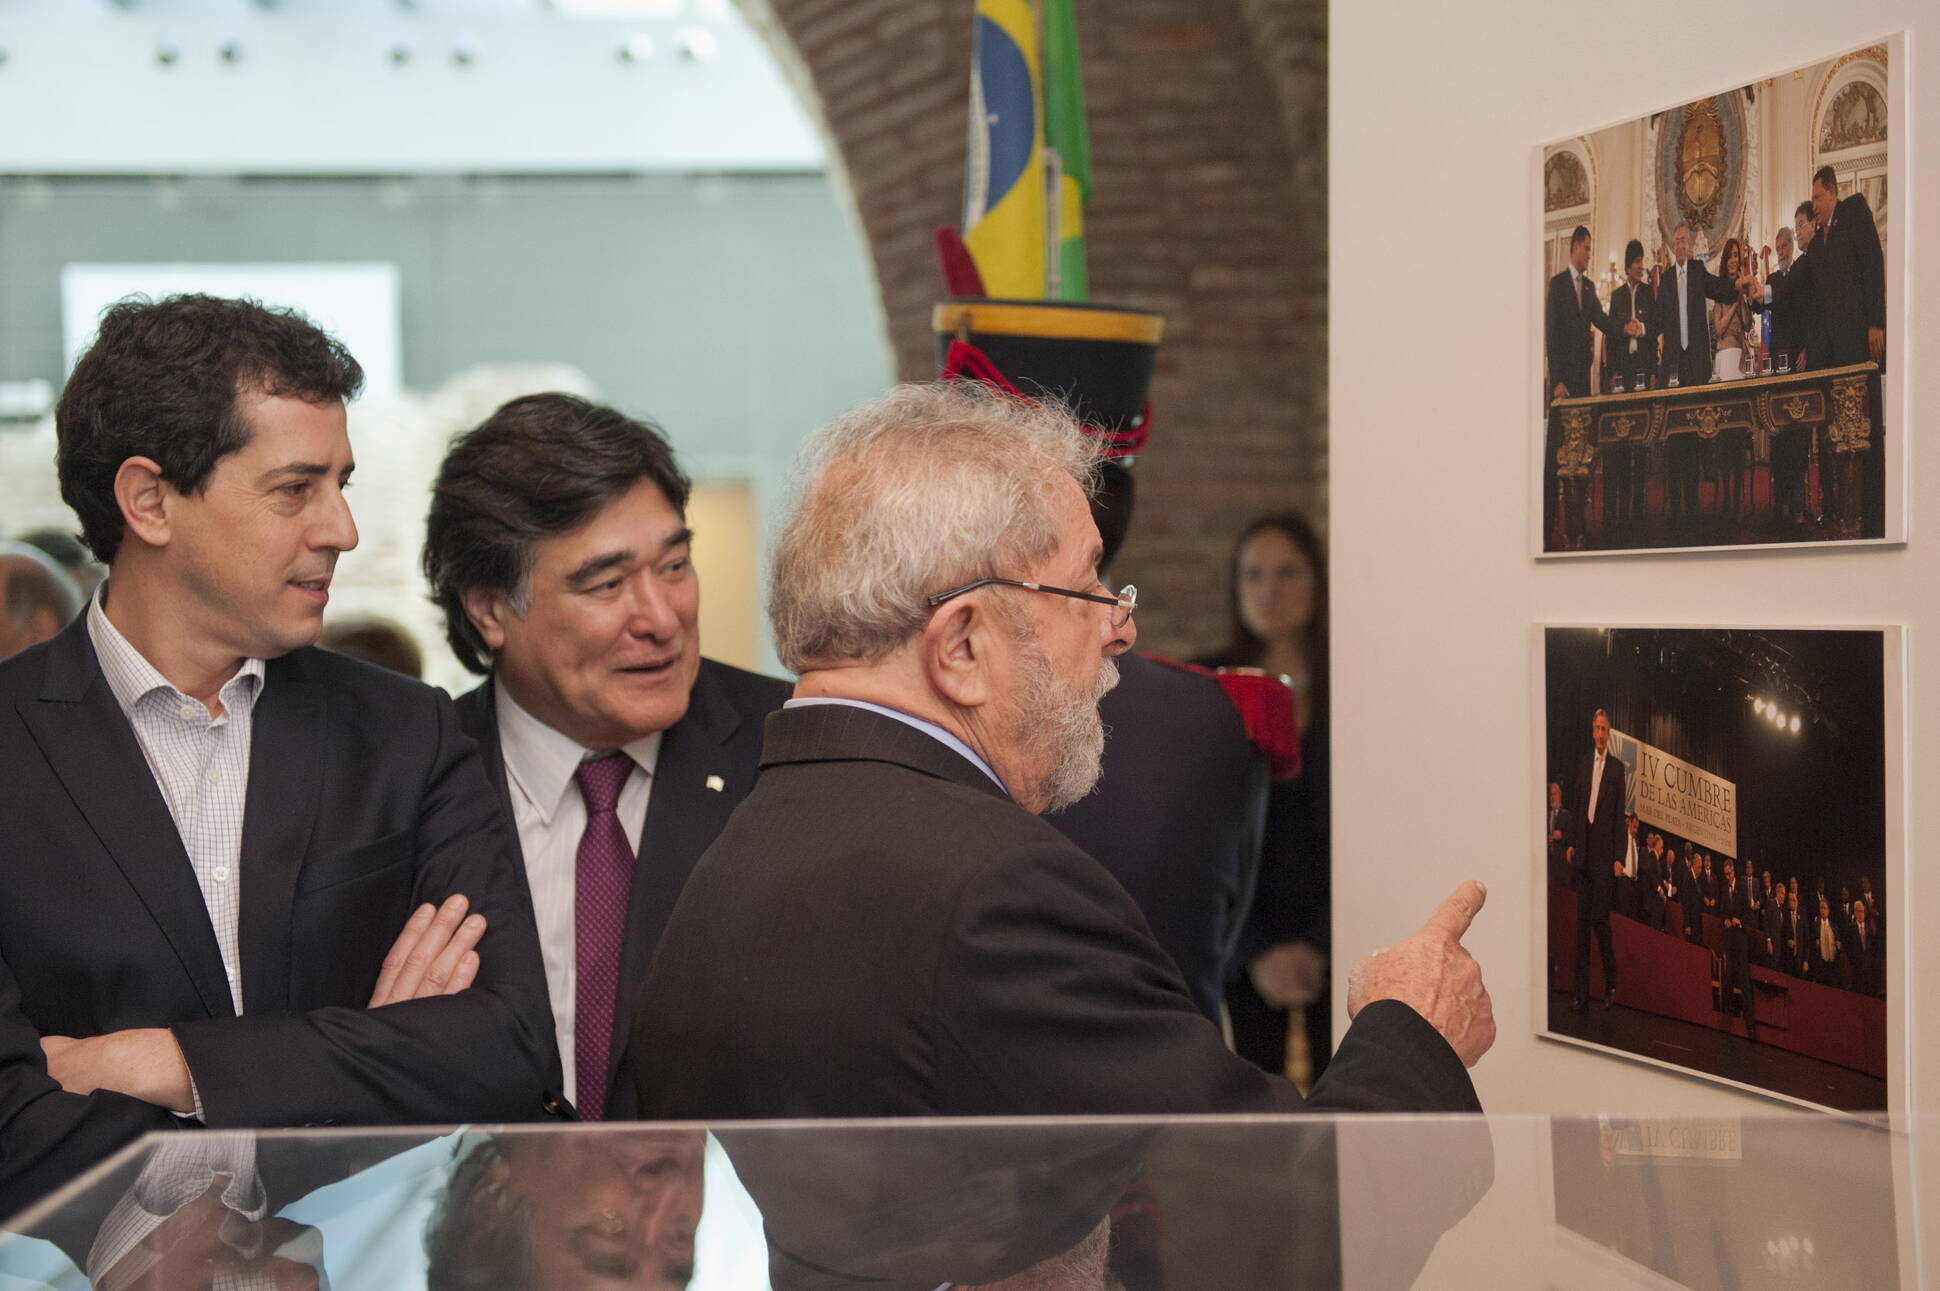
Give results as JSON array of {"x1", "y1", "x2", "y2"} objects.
[{"x1": 87, "y1": 589, "x2": 264, "y2": 1016}]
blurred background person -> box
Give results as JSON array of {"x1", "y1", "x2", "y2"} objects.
[
  {"x1": 1197, "y1": 512, "x2": 1332, "y2": 1086},
  {"x1": 0, "y1": 540, "x2": 82, "y2": 662},
  {"x1": 320, "y1": 613, "x2": 426, "y2": 678},
  {"x1": 15, "y1": 528, "x2": 102, "y2": 605}
]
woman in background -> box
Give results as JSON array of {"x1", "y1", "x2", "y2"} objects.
[
  {"x1": 1710, "y1": 236, "x2": 1759, "y2": 515},
  {"x1": 1197, "y1": 513, "x2": 1332, "y2": 1087}
]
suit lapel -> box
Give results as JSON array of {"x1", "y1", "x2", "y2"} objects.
[
  {"x1": 605, "y1": 663, "x2": 746, "y2": 1098},
  {"x1": 458, "y1": 681, "x2": 515, "y2": 824},
  {"x1": 236, "y1": 651, "x2": 326, "y2": 1014},
  {"x1": 21, "y1": 617, "x2": 233, "y2": 1019}
]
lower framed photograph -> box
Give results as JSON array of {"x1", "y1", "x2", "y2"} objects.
[{"x1": 1535, "y1": 625, "x2": 1904, "y2": 1112}]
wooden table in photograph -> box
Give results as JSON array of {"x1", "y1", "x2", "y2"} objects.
[{"x1": 1548, "y1": 362, "x2": 1882, "y2": 541}]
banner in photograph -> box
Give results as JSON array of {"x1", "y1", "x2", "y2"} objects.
[{"x1": 1614, "y1": 727, "x2": 1737, "y2": 856}]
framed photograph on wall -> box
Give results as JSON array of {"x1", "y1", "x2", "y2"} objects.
[
  {"x1": 1534, "y1": 626, "x2": 1904, "y2": 1113},
  {"x1": 1533, "y1": 37, "x2": 1905, "y2": 555}
]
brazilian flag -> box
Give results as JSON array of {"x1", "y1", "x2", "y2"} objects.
[{"x1": 962, "y1": 0, "x2": 1091, "y2": 300}]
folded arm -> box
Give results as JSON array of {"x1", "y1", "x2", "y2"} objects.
[{"x1": 171, "y1": 692, "x2": 559, "y2": 1129}]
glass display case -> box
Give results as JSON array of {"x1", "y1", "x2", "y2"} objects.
[{"x1": 0, "y1": 1113, "x2": 1917, "y2": 1289}]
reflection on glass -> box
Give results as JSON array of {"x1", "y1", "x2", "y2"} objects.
[
  {"x1": 0, "y1": 1117, "x2": 1916, "y2": 1290},
  {"x1": 426, "y1": 1131, "x2": 704, "y2": 1291},
  {"x1": 1553, "y1": 1114, "x2": 1897, "y2": 1289}
]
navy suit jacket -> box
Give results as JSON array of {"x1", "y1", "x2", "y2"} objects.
[
  {"x1": 0, "y1": 616, "x2": 561, "y2": 1217},
  {"x1": 456, "y1": 657, "x2": 790, "y2": 1118},
  {"x1": 1048, "y1": 652, "x2": 1267, "y2": 1020}
]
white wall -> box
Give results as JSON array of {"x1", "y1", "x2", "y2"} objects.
[{"x1": 1330, "y1": 1, "x2": 1927, "y2": 1126}]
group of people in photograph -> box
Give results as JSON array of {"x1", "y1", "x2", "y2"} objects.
[
  {"x1": 1547, "y1": 767, "x2": 1887, "y2": 1014},
  {"x1": 1543, "y1": 165, "x2": 1886, "y2": 544}
]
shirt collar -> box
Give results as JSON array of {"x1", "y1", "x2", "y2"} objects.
[
  {"x1": 494, "y1": 677, "x2": 662, "y2": 826},
  {"x1": 784, "y1": 697, "x2": 1006, "y2": 792},
  {"x1": 87, "y1": 583, "x2": 265, "y2": 718}
]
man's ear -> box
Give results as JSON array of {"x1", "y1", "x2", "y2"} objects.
[
  {"x1": 460, "y1": 586, "x2": 514, "y2": 653},
  {"x1": 921, "y1": 597, "x2": 995, "y2": 712},
  {"x1": 113, "y1": 457, "x2": 172, "y2": 552}
]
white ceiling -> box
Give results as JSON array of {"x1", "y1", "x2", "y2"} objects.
[{"x1": 0, "y1": 0, "x2": 823, "y2": 172}]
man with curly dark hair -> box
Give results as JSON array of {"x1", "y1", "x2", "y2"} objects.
[{"x1": 0, "y1": 294, "x2": 561, "y2": 1220}]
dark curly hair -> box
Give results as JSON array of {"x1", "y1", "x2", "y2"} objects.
[
  {"x1": 55, "y1": 293, "x2": 364, "y2": 564},
  {"x1": 423, "y1": 393, "x2": 691, "y2": 674}
]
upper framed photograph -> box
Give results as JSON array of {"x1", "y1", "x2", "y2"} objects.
[{"x1": 1535, "y1": 37, "x2": 1904, "y2": 555}]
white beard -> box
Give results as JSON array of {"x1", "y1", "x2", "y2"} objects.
[{"x1": 1013, "y1": 633, "x2": 1119, "y2": 813}]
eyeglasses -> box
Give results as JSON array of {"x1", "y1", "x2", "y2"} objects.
[{"x1": 925, "y1": 578, "x2": 1138, "y2": 629}]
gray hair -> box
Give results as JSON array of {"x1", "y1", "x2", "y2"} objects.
[{"x1": 770, "y1": 382, "x2": 1102, "y2": 673}]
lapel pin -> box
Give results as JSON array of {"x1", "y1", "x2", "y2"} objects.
[{"x1": 705, "y1": 774, "x2": 726, "y2": 793}]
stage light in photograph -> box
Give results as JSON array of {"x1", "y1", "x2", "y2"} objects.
[
  {"x1": 1790, "y1": 715, "x2": 1802, "y2": 734},
  {"x1": 1754, "y1": 698, "x2": 1766, "y2": 714}
]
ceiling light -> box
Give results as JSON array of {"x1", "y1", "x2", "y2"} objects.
[{"x1": 1790, "y1": 715, "x2": 1801, "y2": 734}]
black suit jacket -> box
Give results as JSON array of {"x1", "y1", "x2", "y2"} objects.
[
  {"x1": 1807, "y1": 193, "x2": 1886, "y2": 368},
  {"x1": 456, "y1": 657, "x2": 790, "y2": 1118},
  {"x1": 1657, "y1": 257, "x2": 1742, "y2": 384},
  {"x1": 1767, "y1": 260, "x2": 1812, "y2": 367},
  {"x1": 1546, "y1": 268, "x2": 1627, "y2": 398},
  {"x1": 1048, "y1": 653, "x2": 1268, "y2": 1020},
  {"x1": 1673, "y1": 862, "x2": 1704, "y2": 940},
  {"x1": 629, "y1": 704, "x2": 1479, "y2": 1119},
  {"x1": 0, "y1": 617, "x2": 560, "y2": 1216},
  {"x1": 1604, "y1": 279, "x2": 1659, "y2": 386},
  {"x1": 1724, "y1": 879, "x2": 1754, "y2": 949},
  {"x1": 1569, "y1": 751, "x2": 1626, "y2": 919}
]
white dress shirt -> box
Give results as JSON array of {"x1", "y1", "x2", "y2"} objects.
[
  {"x1": 87, "y1": 587, "x2": 263, "y2": 1017},
  {"x1": 1587, "y1": 750, "x2": 1606, "y2": 823},
  {"x1": 1675, "y1": 261, "x2": 1691, "y2": 351},
  {"x1": 494, "y1": 679, "x2": 661, "y2": 1099}
]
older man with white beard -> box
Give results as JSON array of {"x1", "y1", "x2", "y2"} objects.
[{"x1": 626, "y1": 382, "x2": 1493, "y2": 1119}]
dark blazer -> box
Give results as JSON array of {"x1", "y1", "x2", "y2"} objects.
[
  {"x1": 1805, "y1": 914, "x2": 1843, "y2": 980},
  {"x1": 1049, "y1": 652, "x2": 1268, "y2": 1021},
  {"x1": 1846, "y1": 916, "x2": 1882, "y2": 997},
  {"x1": 1759, "y1": 886, "x2": 1783, "y2": 953},
  {"x1": 1545, "y1": 804, "x2": 1575, "y2": 888},
  {"x1": 1766, "y1": 260, "x2": 1812, "y2": 368},
  {"x1": 1777, "y1": 906, "x2": 1802, "y2": 974},
  {"x1": 1545, "y1": 268, "x2": 1628, "y2": 398},
  {"x1": 0, "y1": 616, "x2": 560, "y2": 1216},
  {"x1": 456, "y1": 657, "x2": 791, "y2": 1119},
  {"x1": 1569, "y1": 751, "x2": 1626, "y2": 920},
  {"x1": 629, "y1": 704, "x2": 1479, "y2": 1119},
  {"x1": 1604, "y1": 279, "x2": 1658, "y2": 385},
  {"x1": 1807, "y1": 192, "x2": 1887, "y2": 368},
  {"x1": 1656, "y1": 257, "x2": 1742, "y2": 384},
  {"x1": 1724, "y1": 878, "x2": 1755, "y2": 945},
  {"x1": 1674, "y1": 862, "x2": 1704, "y2": 943}
]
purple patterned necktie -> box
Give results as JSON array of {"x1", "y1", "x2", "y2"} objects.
[{"x1": 574, "y1": 751, "x2": 636, "y2": 1121}]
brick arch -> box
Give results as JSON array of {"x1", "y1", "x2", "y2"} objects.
[{"x1": 738, "y1": 0, "x2": 1325, "y2": 655}]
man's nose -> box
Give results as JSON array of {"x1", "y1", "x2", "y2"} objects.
[
  {"x1": 316, "y1": 485, "x2": 358, "y2": 552},
  {"x1": 1107, "y1": 608, "x2": 1137, "y2": 656},
  {"x1": 627, "y1": 578, "x2": 680, "y2": 638}
]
